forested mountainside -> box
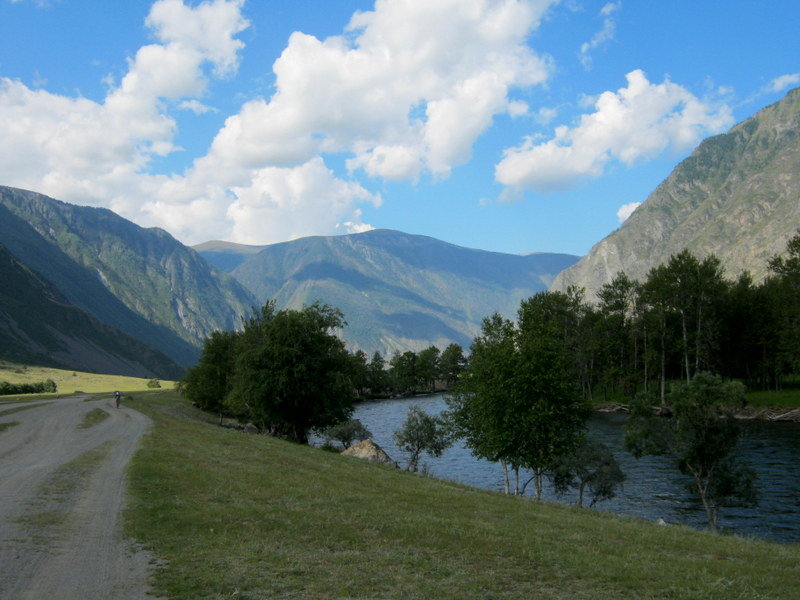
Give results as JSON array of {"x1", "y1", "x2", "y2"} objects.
[{"x1": 552, "y1": 87, "x2": 800, "y2": 299}]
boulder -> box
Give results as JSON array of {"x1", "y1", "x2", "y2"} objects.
[{"x1": 341, "y1": 439, "x2": 397, "y2": 467}]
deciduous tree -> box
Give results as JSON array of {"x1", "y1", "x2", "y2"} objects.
[{"x1": 625, "y1": 372, "x2": 757, "y2": 532}]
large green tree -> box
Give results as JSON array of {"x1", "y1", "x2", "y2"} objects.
[
  {"x1": 447, "y1": 313, "x2": 520, "y2": 493},
  {"x1": 225, "y1": 302, "x2": 356, "y2": 444},
  {"x1": 448, "y1": 292, "x2": 590, "y2": 499},
  {"x1": 625, "y1": 372, "x2": 757, "y2": 533},
  {"x1": 179, "y1": 329, "x2": 237, "y2": 414}
]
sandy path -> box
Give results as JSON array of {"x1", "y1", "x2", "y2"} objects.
[{"x1": 0, "y1": 395, "x2": 163, "y2": 599}]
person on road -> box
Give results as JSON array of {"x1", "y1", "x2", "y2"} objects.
[{"x1": 114, "y1": 390, "x2": 121, "y2": 408}]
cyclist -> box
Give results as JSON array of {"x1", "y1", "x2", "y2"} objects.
[{"x1": 114, "y1": 390, "x2": 121, "y2": 408}]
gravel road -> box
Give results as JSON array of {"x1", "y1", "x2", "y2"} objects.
[{"x1": 0, "y1": 395, "x2": 163, "y2": 599}]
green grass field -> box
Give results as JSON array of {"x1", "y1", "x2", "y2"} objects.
[
  {"x1": 124, "y1": 392, "x2": 799, "y2": 600},
  {"x1": 0, "y1": 361, "x2": 175, "y2": 396}
]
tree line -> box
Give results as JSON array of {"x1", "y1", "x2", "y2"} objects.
[
  {"x1": 540, "y1": 232, "x2": 800, "y2": 405},
  {"x1": 0, "y1": 379, "x2": 57, "y2": 395},
  {"x1": 179, "y1": 300, "x2": 467, "y2": 443},
  {"x1": 349, "y1": 342, "x2": 467, "y2": 398}
]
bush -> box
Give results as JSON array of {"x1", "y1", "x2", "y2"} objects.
[
  {"x1": 0, "y1": 379, "x2": 57, "y2": 395},
  {"x1": 322, "y1": 419, "x2": 372, "y2": 449},
  {"x1": 147, "y1": 379, "x2": 162, "y2": 389}
]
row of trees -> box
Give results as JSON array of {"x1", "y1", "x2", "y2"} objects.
[
  {"x1": 442, "y1": 236, "x2": 800, "y2": 530},
  {"x1": 180, "y1": 235, "x2": 800, "y2": 530},
  {"x1": 180, "y1": 300, "x2": 468, "y2": 444},
  {"x1": 536, "y1": 233, "x2": 800, "y2": 405},
  {"x1": 0, "y1": 379, "x2": 57, "y2": 394},
  {"x1": 350, "y1": 343, "x2": 467, "y2": 397}
]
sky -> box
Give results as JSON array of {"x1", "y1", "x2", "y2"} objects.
[{"x1": 0, "y1": 1, "x2": 798, "y2": 256}]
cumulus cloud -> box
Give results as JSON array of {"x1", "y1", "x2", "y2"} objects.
[
  {"x1": 579, "y1": 1, "x2": 621, "y2": 69},
  {"x1": 617, "y1": 201, "x2": 641, "y2": 223},
  {"x1": 225, "y1": 158, "x2": 381, "y2": 244},
  {"x1": 768, "y1": 73, "x2": 800, "y2": 93},
  {"x1": 204, "y1": 0, "x2": 555, "y2": 183},
  {"x1": 0, "y1": 0, "x2": 560, "y2": 245},
  {"x1": 495, "y1": 70, "x2": 733, "y2": 192},
  {"x1": 0, "y1": 0, "x2": 248, "y2": 209}
]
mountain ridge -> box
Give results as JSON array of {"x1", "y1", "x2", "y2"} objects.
[
  {"x1": 0, "y1": 186, "x2": 256, "y2": 367},
  {"x1": 200, "y1": 229, "x2": 579, "y2": 355},
  {"x1": 0, "y1": 244, "x2": 183, "y2": 378},
  {"x1": 552, "y1": 87, "x2": 800, "y2": 298}
]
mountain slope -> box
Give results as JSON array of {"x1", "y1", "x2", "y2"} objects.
[
  {"x1": 206, "y1": 229, "x2": 578, "y2": 355},
  {"x1": 0, "y1": 186, "x2": 257, "y2": 365},
  {"x1": 552, "y1": 87, "x2": 800, "y2": 298},
  {"x1": 0, "y1": 244, "x2": 183, "y2": 378}
]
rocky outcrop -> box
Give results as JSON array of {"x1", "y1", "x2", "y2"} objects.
[
  {"x1": 552, "y1": 87, "x2": 800, "y2": 300},
  {"x1": 341, "y1": 439, "x2": 397, "y2": 466}
]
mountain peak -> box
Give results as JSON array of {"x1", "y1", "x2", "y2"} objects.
[{"x1": 552, "y1": 86, "x2": 800, "y2": 299}]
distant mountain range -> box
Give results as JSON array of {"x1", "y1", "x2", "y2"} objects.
[
  {"x1": 553, "y1": 86, "x2": 800, "y2": 298},
  {"x1": 196, "y1": 230, "x2": 578, "y2": 355}
]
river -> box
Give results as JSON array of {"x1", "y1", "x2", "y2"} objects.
[{"x1": 332, "y1": 394, "x2": 800, "y2": 543}]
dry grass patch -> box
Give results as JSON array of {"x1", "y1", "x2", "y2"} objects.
[{"x1": 0, "y1": 361, "x2": 176, "y2": 396}]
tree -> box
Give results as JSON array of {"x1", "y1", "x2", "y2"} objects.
[
  {"x1": 625, "y1": 372, "x2": 757, "y2": 533},
  {"x1": 416, "y1": 346, "x2": 441, "y2": 392},
  {"x1": 366, "y1": 351, "x2": 389, "y2": 395},
  {"x1": 225, "y1": 302, "x2": 356, "y2": 444},
  {"x1": 766, "y1": 231, "x2": 800, "y2": 379},
  {"x1": 551, "y1": 440, "x2": 625, "y2": 508},
  {"x1": 439, "y1": 343, "x2": 467, "y2": 388},
  {"x1": 448, "y1": 293, "x2": 590, "y2": 499},
  {"x1": 393, "y1": 405, "x2": 451, "y2": 472},
  {"x1": 446, "y1": 313, "x2": 520, "y2": 493},
  {"x1": 515, "y1": 292, "x2": 592, "y2": 499},
  {"x1": 350, "y1": 349, "x2": 370, "y2": 397},
  {"x1": 179, "y1": 329, "x2": 237, "y2": 414},
  {"x1": 389, "y1": 351, "x2": 418, "y2": 395},
  {"x1": 323, "y1": 419, "x2": 372, "y2": 449}
]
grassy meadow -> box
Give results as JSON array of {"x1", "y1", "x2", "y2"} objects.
[
  {"x1": 124, "y1": 391, "x2": 799, "y2": 600},
  {"x1": 0, "y1": 361, "x2": 175, "y2": 396}
]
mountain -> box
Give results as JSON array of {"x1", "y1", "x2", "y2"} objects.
[
  {"x1": 193, "y1": 240, "x2": 267, "y2": 272},
  {"x1": 198, "y1": 229, "x2": 579, "y2": 355},
  {"x1": 0, "y1": 186, "x2": 257, "y2": 366},
  {"x1": 552, "y1": 87, "x2": 800, "y2": 298},
  {"x1": 0, "y1": 244, "x2": 183, "y2": 379}
]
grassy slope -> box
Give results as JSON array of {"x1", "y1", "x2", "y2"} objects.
[
  {"x1": 125, "y1": 392, "x2": 799, "y2": 600},
  {"x1": 0, "y1": 361, "x2": 175, "y2": 395}
]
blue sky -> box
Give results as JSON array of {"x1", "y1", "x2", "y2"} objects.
[{"x1": 1, "y1": 0, "x2": 798, "y2": 255}]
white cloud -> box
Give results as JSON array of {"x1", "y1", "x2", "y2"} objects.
[
  {"x1": 204, "y1": 0, "x2": 555, "y2": 183},
  {"x1": 617, "y1": 201, "x2": 641, "y2": 223},
  {"x1": 768, "y1": 73, "x2": 800, "y2": 93},
  {"x1": 0, "y1": 0, "x2": 248, "y2": 211},
  {"x1": 0, "y1": 0, "x2": 560, "y2": 246},
  {"x1": 579, "y1": 1, "x2": 621, "y2": 69},
  {"x1": 225, "y1": 158, "x2": 381, "y2": 244},
  {"x1": 179, "y1": 99, "x2": 216, "y2": 114},
  {"x1": 495, "y1": 70, "x2": 733, "y2": 192}
]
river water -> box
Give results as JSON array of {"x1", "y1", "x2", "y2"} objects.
[{"x1": 335, "y1": 394, "x2": 800, "y2": 543}]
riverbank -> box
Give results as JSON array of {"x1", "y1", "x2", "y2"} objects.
[
  {"x1": 596, "y1": 402, "x2": 800, "y2": 422},
  {"x1": 124, "y1": 391, "x2": 799, "y2": 599}
]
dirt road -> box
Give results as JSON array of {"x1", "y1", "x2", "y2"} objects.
[{"x1": 0, "y1": 395, "x2": 162, "y2": 599}]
